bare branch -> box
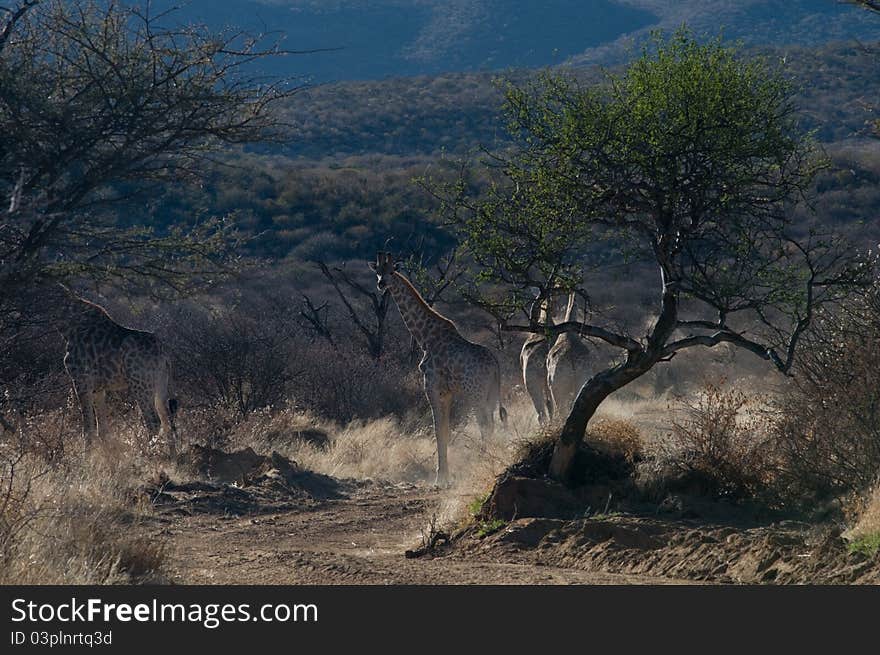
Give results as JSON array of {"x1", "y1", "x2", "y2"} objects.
[
  {"x1": 0, "y1": 0, "x2": 38, "y2": 53},
  {"x1": 501, "y1": 319, "x2": 643, "y2": 352},
  {"x1": 318, "y1": 261, "x2": 390, "y2": 360}
]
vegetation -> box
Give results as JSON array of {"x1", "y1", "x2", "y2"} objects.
[
  {"x1": 848, "y1": 533, "x2": 880, "y2": 558},
  {"x1": 773, "y1": 278, "x2": 880, "y2": 499},
  {"x1": 651, "y1": 384, "x2": 776, "y2": 502},
  {"x1": 1, "y1": 1, "x2": 879, "y2": 584},
  {"x1": 431, "y1": 30, "x2": 871, "y2": 481},
  {"x1": 475, "y1": 518, "x2": 506, "y2": 538},
  {"x1": 0, "y1": 0, "x2": 293, "y2": 420},
  {"x1": 0, "y1": 0, "x2": 291, "y2": 308},
  {"x1": 847, "y1": 484, "x2": 880, "y2": 557}
]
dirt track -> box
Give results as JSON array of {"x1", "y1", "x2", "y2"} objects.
[
  {"x1": 144, "y1": 479, "x2": 688, "y2": 585},
  {"x1": 136, "y1": 445, "x2": 878, "y2": 585}
]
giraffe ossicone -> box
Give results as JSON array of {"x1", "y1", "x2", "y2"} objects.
[{"x1": 370, "y1": 251, "x2": 506, "y2": 486}]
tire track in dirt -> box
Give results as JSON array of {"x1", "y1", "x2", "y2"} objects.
[{"x1": 144, "y1": 481, "x2": 689, "y2": 585}]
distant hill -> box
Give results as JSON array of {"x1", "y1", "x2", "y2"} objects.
[
  {"x1": 138, "y1": 40, "x2": 880, "y2": 265},
  {"x1": 276, "y1": 41, "x2": 880, "y2": 159},
  {"x1": 147, "y1": 0, "x2": 880, "y2": 82}
]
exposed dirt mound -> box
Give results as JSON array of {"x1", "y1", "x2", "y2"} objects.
[
  {"x1": 179, "y1": 444, "x2": 271, "y2": 485},
  {"x1": 484, "y1": 437, "x2": 637, "y2": 522},
  {"x1": 175, "y1": 444, "x2": 345, "y2": 497},
  {"x1": 140, "y1": 445, "x2": 351, "y2": 516},
  {"x1": 458, "y1": 515, "x2": 880, "y2": 584},
  {"x1": 461, "y1": 433, "x2": 880, "y2": 584}
]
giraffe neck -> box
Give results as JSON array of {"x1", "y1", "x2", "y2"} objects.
[
  {"x1": 527, "y1": 294, "x2": 555, "y2": 343},
  {"x1": 541, "y1": 296, "x2": 556, "y2": 326},
  {"x1": 563, "y1": 292, "x2": 576, "y2": 322},
  {"x1": 387, "y1": 272, "x2": 456, "y2": 351}
]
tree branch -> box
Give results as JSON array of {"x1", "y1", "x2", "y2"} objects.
[
  {"x1": 502, "y1": 319, "x2": 642, "y2": 352},
  {"x1": 0, "y1": 0, "x2": 38, "y2": 53}
]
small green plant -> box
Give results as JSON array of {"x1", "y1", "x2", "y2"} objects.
[
  {"x1": 468, "y1": 492, "x2": 491, "y2": 518},
  {"x1": 847, "y1": 533, "x2": 880, "y2": 558},
  {"x1": 587, "y1": 511, "x2": 622, "y2": 522},
  {"x1": 476, "y1": 518, "x2": 506, "y2": 538}
]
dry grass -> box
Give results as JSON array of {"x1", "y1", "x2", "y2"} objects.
[
  {"x1": 0, "y1": 412, "x2": 167, "y2": 585},
  {"x1": 587, "y1": 418, "x2": 643, "y2": 463},
  {"x1": 224, "y1": 397, "x2": 540, "y2": 531},
  {"x1": 594, "y1": 393, "x2": 674, "y2": 447},
  {"x1": 846, "y1": 484, "x2": 880, "y2": 558},
  {"x1": 228, "y1": 397, "x2": 537, "y2": 487},
  {"x1": 637, "y1": 382, "x2": 779, "y2": 502}
]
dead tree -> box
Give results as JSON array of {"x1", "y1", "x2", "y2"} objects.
[
  {"x1": 318, "y1": 261, "x2": 390, "y2": 360},
  {"x1": 299, "y1": 295, "x2": 336, "y2": 348}
]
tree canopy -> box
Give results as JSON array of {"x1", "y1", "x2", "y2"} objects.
[
  {"x1": 432, "y1": 30, "x2": 871, "y2": 481},
  {"x1": 0, "y1": 0, "x2": 292, "y2": 303}
]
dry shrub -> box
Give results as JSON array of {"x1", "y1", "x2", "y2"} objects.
[
  {"x1": 228, "y1": 406, "x2": 436, "y2": 482},
  {"x1": 230, "y1": 405, "x2": 333, "y2": 455},
  {"x1": 174, "y1": 403, "x2": 244, "y2": 451},
  {"x1": 0, "y1": 417, "x2": 166, "y2": 584},
  {"x1": 291, "y1": 341, "x2": 425, "y2": 423},
  {"x1": 320, "y1": 417, "x2": 436, "y2": 481},
  {"x1": 648, "y1": 383, "x2": 777, "y2": 501},
  {"x1": 772, "y1": 288, "x2": 880, "y2": 500},
  {"x1": 846, "y1": 483, "x2": 880, "y2": 558},
  {"x1": 587, "y1": 418, "x2": 643, "y2": 463},
  {"x1": 165, "y1": 301, "x2": 299, "y2": 418}
]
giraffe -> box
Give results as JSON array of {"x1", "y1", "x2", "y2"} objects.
[
  {"x1": 370, "y1": 252, "x2": 506, "y2": 485},
  {"x1": 520, "y1": 291, "x2": 556, "y2": 425},
  {"x1": 61, "y1": 289, "x2": 177, "y2": 453},
  {"x1": 546, "y1": 291, "x2": 592, "y2": 417}
]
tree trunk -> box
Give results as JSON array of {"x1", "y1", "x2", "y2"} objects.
[
  {"x1": 548, "y1": 358, "x2": 652, "y2": 482},
  {"x1": 550, "y1": 267, "x2": 680, "y2": 482}
]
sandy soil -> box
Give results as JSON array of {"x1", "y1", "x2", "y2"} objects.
[
  {"x1": 142, "y1": 476, "x2": 688, "y2": 585},
  {"x1": 135, "y1": 445, "x2": 877, "y2": 585}
]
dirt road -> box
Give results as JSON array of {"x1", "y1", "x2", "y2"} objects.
[{"x1": 145, "y1": 478, "x2": 686, "y2": 585}]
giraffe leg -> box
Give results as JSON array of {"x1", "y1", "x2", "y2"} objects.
[
  {"x1": 477, "y1": 383, "x2": 496, "y2": 442},
  {"x1": 427, "y1": 389, "x2": 452, "y2": 487},
  {"x1": 476, "y1": 407, "x2": 494, "y2": 443},
  {"x1": 70, "y1": 377, "x2": 97, "y2": 448},
  {"x1": 547, "y1": 371, "x2": 561, "y2": 419},
  {"x1": 153, "y1": 382, "x2": 177, "y2": 457},
  {"x1": 92, "y1": 390, "x2": 109, "y2": 440},
  {"x1": 133, "y1": 385, "x2": 162, "y2": 438},
  {"x1": 80, "y1": 390, "x2": 98, "y2": 448},
  {"x1": 526, "y1": 377, "x2": 549, "y2": 425},
  {"x1": 544, "y1": 385, "x2": 555, "y2": 421}
]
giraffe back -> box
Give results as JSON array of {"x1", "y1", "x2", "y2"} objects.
[{"x1": 63, "y1": 304, "x2": 168, "y2": 393}]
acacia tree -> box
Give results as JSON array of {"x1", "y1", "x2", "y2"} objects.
[
  {"x1": 0, "y1": 0, "x2": 298, "y2": 422},
  {"x1": 0, "y1": 0, "x2": 293, "y2": 303},
  {"x1": 434, "y1": 31, "x2": 870, "y2": 482}
]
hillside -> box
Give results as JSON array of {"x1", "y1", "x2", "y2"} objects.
[
  {"x1": 136, "y1": 41, "x2": 880, "y2": 265},
  {"x1": 277, "y1": 42, "x2": 880, "y2": 160},
  {"x1": 147, "y1": 1, "x2": 879, "y2": 82}
]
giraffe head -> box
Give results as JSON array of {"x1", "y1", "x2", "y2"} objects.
[{"x1": 368, "y1": 251, "x2": 398, "y2": 292}]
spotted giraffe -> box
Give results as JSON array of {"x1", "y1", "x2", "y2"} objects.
[
  {"x1": 370, "y1": 252, "x2": 506, "y2": 485},
  {"x1": 546, "y1": 291, "x2": 592, "y2": 416},
  {"x1": 520, "y1": 291, "x2": 556, "y2": 425},
  {"x1": 61, "y1": 290, "x2": 177, "y2": 453}
]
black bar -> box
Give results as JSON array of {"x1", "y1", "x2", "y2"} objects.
[{"x1": 1, "y1": 585, "x2": 875, "y2": 651}]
